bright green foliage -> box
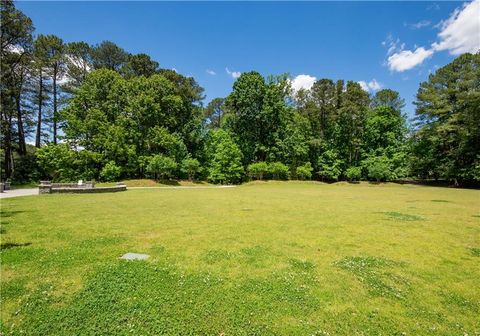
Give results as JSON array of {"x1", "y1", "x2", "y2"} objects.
[
  {"x1": 206, "y1": 130, "x2": 244, "y2": 184},
  {"x1": 72, "y1": 150, "x2": 103, "y2": 181},
  {"x1": 295, "y1": 162, "x2": 313, "y2": 180},
  {"x1": 364, "y1": 106, "x2": 405, "y2": 153},
  {"x1": 100, "y1": 161, "x2": 122, "y2": 182},
  {"x1": 317, "y1": 149, "x2": 343, "y2": 181},
  {"x1": 3, "y1": 0, "x2": 480, "y2": 186},
  {"x1": 345, "y1": 166, "x2": 362, "y2": 181},
  {"x1": 267, "y1": 162, "x2": 289, "y2": 180},
  {"x1": 334, "y1": 81, "x2": 370, "y2": 166},
  {"x1": 181, "y1": 157, "x2": 201, "y2": 181},
  {"x1": 61, "y1": 68, "x2": 200, "y2": 179},
  {"x1": 364, "y1": 155, "x2": 392, "y2": 182},
  {"x1": 36, "y1": 144, "x2": 75, "y2": 181},
  {"x1": 226, "y1": 73, "x2": 294, "y2": 164},
  {"x1": 277, "y1": 113, "x2": 310, "y2": 172},
  {"x1": 412, "y1": 53, "x2": 480, "y2": 184},
  {"x1": 247, "y1": 161, "x2": 269, "y2": 180},
  {"x1": 146, "y1": 155, "x2": 177, "y2": 180},
  {"x1": 225, "y1": 72, "x2": 266, "y2": 163}
]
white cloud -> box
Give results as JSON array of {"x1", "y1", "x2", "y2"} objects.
[
  {"x1": 7, "y1": 45, "x2": 24, "y2": 54},
  {"x1": 66, "y1": 54, "x2": 92, "y2": 72},
  {"x1": 358, "y1": 79, "x2": 383, "y2": 92},
  {"x1": 206, "y1": 69, "x2": 216, "y2": 75},
  {"x1": 406, "y1": 20, "x2": 431, "y2": 29},
  {"x1": 432, "y1": 0, "x2": 480, "y2": 55},
  {"x1": 368, "y1": 79, "x2": 382, "y2": 91},
  {"x1": 387, "y1": 47, "x2": 434, "y2": 72},
  {"x1": 358, "y1": 81, "x2": 369, "y2": 92},
  {"x1": 290, "y1": 74, "x2": 316, "y2": 92},
  {"x1": 225, "y1": 67, "x2": 241, "y2": 79},
  {"x1": 386, "y1": 0, "x2": 480, "y2": 72},
  {"x1": 57, "y1": 75, "x2": 73, "y2": 85}
]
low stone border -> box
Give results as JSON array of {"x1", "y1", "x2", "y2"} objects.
[
  {"x1": 51, "y1": 185, "x2": 127, "y2": 194},
  {"x1": 39, "y1": 181, "x2": 127, "y2": 194}
]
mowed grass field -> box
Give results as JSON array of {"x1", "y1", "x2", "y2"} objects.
[{"x1": 1, "y1": 182, "x2": 479, "y2": 335}]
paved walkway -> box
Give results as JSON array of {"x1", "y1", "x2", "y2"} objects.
[{"x1": 0, "y1": 188, "x2": 38, "y2": 199}]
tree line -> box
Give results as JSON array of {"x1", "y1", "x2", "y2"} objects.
[{"x1": 1, "y1": 1, "x2": 479, "y2": 185}]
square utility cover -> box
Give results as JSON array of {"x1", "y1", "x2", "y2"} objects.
[{"x1": 120, "y1": 252, "x2": 149, "y2": 260}]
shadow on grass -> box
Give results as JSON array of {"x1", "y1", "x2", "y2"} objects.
[
  {"x1": 156, "y1": 179, "x2": 181, "y2": 186},
  {"x1": 0, "y1": 242, "x2": 32, "y2": 250},
  {"x1": 468, "y1": 247, "x2": 480, "y2": 257},
  {"x1": 0, "y1": 209, "x2": 26, "y2": 218},
  {"x1": 383, "y1": 211, "x2": 424, "y2": 221}
]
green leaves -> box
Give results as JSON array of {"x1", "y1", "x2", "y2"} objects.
[
  {"x1": 180, "y1": 157, "x2": 201, "y2": 181},
  {"x1": 146, "y1": 155, "x2": 177, "y2": 180},
  {"x1": 413, "y1": 53, "x2": 480, "y2": 183},
  {"x1": 206, "y1": 130, "x2": 243, "y2": 184},
  {"x1": 100, "y1": 161, "x2": 122, "y2": 182}
]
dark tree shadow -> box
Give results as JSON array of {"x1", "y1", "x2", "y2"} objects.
[
  {"x1": 0, "y1": 242, "x2": 32, "y2": 250},
  {"x1": 157, "y1": 179, "x2": 181, "y2": 186}
]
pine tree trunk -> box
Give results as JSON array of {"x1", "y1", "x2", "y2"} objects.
[
  {"x1": 35, "y1": 69, "x2": 43, "y2": 148},
  {"x1": 4, "y1": 113, "x2": 13, "y2": 178},
  {"x1": 15, "y1": 94, "x2": 26, "y2": 156},
  {"x1": 53, "y1": 65, "x2": 57, "y2": 145}
]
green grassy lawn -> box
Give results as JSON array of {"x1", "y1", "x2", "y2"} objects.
[{"x1": 1, "y1": 182, "x2": 479, "y2": 335}]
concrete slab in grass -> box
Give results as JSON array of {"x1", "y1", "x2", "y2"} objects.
[{"x1": 120, "y1": 252, "x2": 150, "y2": 261}]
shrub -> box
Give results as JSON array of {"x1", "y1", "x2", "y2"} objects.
[
  {"x1": 206, "y1": 130, "x2": 244, "y2": 184},
  {"x1": 268, "y1": 162, "x2": 289, "y2": 180},
  {"x1": 181, "y1": 157, "x2": 201, "y2": 181},
  {"x1": 364, "y1": 156, "x2": 392, "y2": 182},
  {"x1": 317, "y1": 149, "x2": 343, "y2": 181},
  {"x1": 36, "y1": 144, "x2": 76, "y2": 182},
  {"x1": 346, "y1": 166, "x2": 362, "y2": 181},
  {"x1": 100, "y1": 161, "x2": 122, "y2": 181},
  {"x1": 146, "y1": 155, "x2": 177, "y2": 180},
  {"x1": 296, "y1": 162, "x2": 313, "y2": 180},
  {"x1": 247, "y1": 162, "x2": 268, "y2": 180}
]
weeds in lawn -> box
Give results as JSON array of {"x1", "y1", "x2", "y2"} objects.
[
  {"x1": 288, "y1": 258, "x2": 315, "y2": 272},
  {"x1": 335, "y1": 256, "x2": 407, "y2": 299},
  {"x1": 468, "y1": 247, "x2": 480, "y2": 257},
  {"x1": 442, "y1": 292, "x2": 479, "y2": 312},
  {"x1": 9, "y1": 260, "x2": 323, "y2": 335},
  {"x1": 204, "y1": 249, "x2": 234, "y2": 264},
  {"x1": 383, "y1": 212, "x2": 424, "y2": 221}
]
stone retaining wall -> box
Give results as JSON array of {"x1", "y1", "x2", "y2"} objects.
[
  {"x1": 51, "y1": 185, "x2": 127, "y2": 194},
  {"x1": 39, "y1": 181, "x2": 126, "y2": 194}
]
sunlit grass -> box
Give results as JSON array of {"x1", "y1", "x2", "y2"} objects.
[{"x1": 1, "y1": 182, "x2": 479, "y2": 335}]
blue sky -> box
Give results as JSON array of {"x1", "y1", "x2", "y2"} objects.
[{"x1": 18, "y1": 1, "x2": 478, "y2": 118}]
